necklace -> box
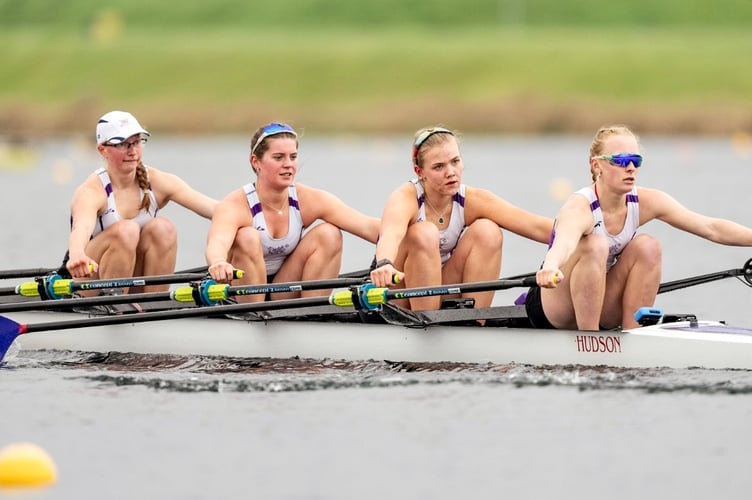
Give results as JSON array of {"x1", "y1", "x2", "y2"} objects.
[
  {"x1": 262, "y1": 200, "x2": 286, "y2": 215},
  {"x1": 423, "y1": 193, "x2": 449, "y2": 225},
  {"x1": 258, "y1": 190, "x2": 287, "y2": 215}
]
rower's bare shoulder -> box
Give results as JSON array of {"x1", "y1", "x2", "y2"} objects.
[
  {"x1": 73, "y1": 175, "x2": 106, "y2": 201},
  {"x1": 636, "y1": 186, "x2": 676, "y2": 209}
]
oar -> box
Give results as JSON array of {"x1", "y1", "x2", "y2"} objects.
[
  {"x1": 1, "y1": 270, "x2": 244, "y2": 300},
  {"x1": 0, "y1": 275, "x2": 370, "y2": 313},
  {"x1": 170, "y1": 276, "x2": 370, "y2": 306},
  {"x1": 0, "y1": 277, "x2": 536, "y2": 361},
  {"x1": 336, "y1": 267, "x2": 370, "y2": 279},
  {"x1": 356, "y1": 277, "x2": 538, "y2": 309},
  {"x1": 0, "y1": 267, "x2": 57, "y2": 280},
  {"x1": 658, "y1": 257, "x2": 752, "y2": 294},
  {"x1": 173, "y1": 265, "x2": 209, "y2": 274},
  {"x1": 0, "y1": 264, "x2": 209, "y2": 283}
]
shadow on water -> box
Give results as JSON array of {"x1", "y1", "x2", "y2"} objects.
[{"x1": 10, "y1": 348, "x2": 752, "y2": 395}]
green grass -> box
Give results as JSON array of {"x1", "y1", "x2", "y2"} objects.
[
  {"x1": 3, "y1": 0, "x2": 752, "y2": 27},
  {"x1": 2, "y1": 26, "x2": 751, "y2": 134}
]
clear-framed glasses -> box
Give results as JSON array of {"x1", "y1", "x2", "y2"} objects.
[
  {"x1": 412, "y1": 127, "x2": 454, "y2": 164},
  {"x1": 105, "y1": 137, "x2": 148, "y2": 151},
  {"x1": 592, "y1": 153, "x2": 643, "y2": 168},
  {"x1": 251, "y1": 123, "x2": 297, "y2": 155}
]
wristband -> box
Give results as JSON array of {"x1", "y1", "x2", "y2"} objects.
[{"x1": 373, "y1": 258, "x2": 393, "y2": 270}]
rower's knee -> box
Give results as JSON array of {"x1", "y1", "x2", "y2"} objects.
[
  {"x1": 579, "y1": 233, "x2": 610, "y2": 265},
  {"x1": 107, "y1": 220, "x2": 141, "y2": 253},
  {"x1": 405, "y1": 221, "x2": 440, "y2": 254},
  {"x1": 630, "y1": 234, "x2": 662, "y2": 267},
  {"x1": 309, "y1": 223, "x2": 343, "y2": 253},
  {"x1": 233, "y1": 226, "x2": 263, "y2": 256},
  {"x1": 467, "y1": 218, "x2": 502, "y2": 250},
  {"x1": 142, "y1": 218, "x2": 177, "y2": 249}
]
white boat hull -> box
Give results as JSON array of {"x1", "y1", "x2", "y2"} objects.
[{"x1": 5, "y1": 309, "x2": 752, "y2": 370}]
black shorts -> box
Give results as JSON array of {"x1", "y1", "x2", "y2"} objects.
[{"x1": 524, "y1": 286, "x2": 555, "y2": 329}]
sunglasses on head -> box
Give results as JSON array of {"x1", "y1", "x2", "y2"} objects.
[
  {"x1": 412, "y1": 127, "x2": 454, "y2": 164},
  {"x1": 593, "y1": 153, "x2": 643, "y2": 168},
  {"x1": 251, "y1": 123, "x2": 297, "y2": 155}
]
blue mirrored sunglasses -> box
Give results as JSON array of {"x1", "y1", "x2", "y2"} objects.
[
  {"x1": 593, "y1": 153, "x2": 643, "y2": 168},
  {"x1": 251, "y1": 123, "x2": 297, "y2": 155}
]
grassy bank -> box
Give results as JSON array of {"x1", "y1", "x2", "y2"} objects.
[
  {"x1": 2, "y1": 26, "x2": 751, "y2": 136},
  {"x1": 4, "y1": 0, "x2": 752, "y2": 28}
]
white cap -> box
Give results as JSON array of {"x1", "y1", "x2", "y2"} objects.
[{"x1": 96, "y1": 111, "x2": 150, "y2": 145}]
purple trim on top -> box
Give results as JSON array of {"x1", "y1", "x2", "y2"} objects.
[
  {"x1": 590, "y1": 199, "x2": 600, "y2": 212},
  {"x1": 453, "y1": 191, "x2": 465, "y2": 206},
  {"x1": 417, "y1": 193, "x2": 426, "y2": 209},
  {"x1": 289, "y1": 197, "x2": 300, "y2": 210},
  {"x1": 104, "y1": 183, "x2": 113, "y2": 197},
  {"x1": 250, "y1": 202, "x2": 263, "y2": 217},
  {"x1": 626, "y1": 194, "x2": 639, "y2": 203}
]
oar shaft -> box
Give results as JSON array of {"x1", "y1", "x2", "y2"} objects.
[
  {"x1": 15, "y1": 271, "x2": 234, "y2": 299},
  {"x1": 0, "y1": 291, "x2": 173, "y2": 313},
  {"x1": 352, "y1": 277, "x2": 537, "y2": 309},
  {"x1": 17, "y1": 295, "x2": 337, "y2": 333},
  {"x1": 0, "y1": 268, "x2": 56, "y2": 280},
  {"x1": 230, "y1": 277, "x2": 366, "y2": 296},
  {"x1": 385, "y1": 277, "x2": 536, "y2": 301},
  {"x1": 174, "y1": 276, "x2": 369, "y2": 304},
  {"x1": 64, "y1": 273, "x2": 211, "y2": 292},
  {"x1": 658, "y1": 268, "x2": 742, "y2": 294}
]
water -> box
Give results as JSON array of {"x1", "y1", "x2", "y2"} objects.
[{"x1": 1, "y1": 134, "x2": 751, "y2": 499}]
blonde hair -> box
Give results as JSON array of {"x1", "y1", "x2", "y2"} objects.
[
  {"x1": 589, "y1": 125, "x2": 640, "y2": 182},
  {"x1": 135, "y1": 161, "x2": 151, "y2": 212},
  {"x1": 412, "y1": 126, "x2": 457, "y2": 168}
]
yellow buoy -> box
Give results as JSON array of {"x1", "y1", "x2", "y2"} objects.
[{"x1": 0, "y1": 443, "x2": 57, "y2": 488}]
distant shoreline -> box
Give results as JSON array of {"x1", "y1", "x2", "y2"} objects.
[
  {"x1": 2, "y1": 26, "x2": 751, "y2": 138},
  {"x1": 1, "y1": 100, "x2": 750, "y2": 138}
]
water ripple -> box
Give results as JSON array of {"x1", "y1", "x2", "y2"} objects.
[{"x1": 8, "y1": 348, "x2": 752, "y2": 395}]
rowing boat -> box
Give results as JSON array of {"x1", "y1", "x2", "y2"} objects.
[
  {"x1": 3, "y1": 302, "x2": 752, "y2": 370},
  {"x1": 2, "y1": 258, "x2": 751, "y2": 370}
]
